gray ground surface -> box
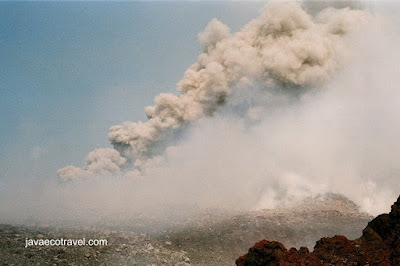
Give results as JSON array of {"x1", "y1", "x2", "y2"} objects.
[{"x1": 0, "y1": 194, "x2": 372, "y2": 266}]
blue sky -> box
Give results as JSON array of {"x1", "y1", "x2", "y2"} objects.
[{"x1": 0, "y1": 2, "x2": 266, "y2": 182}]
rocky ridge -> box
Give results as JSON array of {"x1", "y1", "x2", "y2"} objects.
[{"x1": 236, "y1": 195, "x2": 400, "y2": 265}]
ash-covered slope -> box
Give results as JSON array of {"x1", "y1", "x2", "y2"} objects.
[
  {"x1": 160, "y1": 193, "x2": 370, "y2": 265},
  {"x1": 1, "y1": 193, "x2": 370, "y2": 265},
  {"x1": 236, "y1": 194, "x2": 400, "y2": 266}
]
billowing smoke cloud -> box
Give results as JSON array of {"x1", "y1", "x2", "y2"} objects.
[
  {"x1": 57, "y1": 149, "x2": 127, "y2": 181},
  {"x1": 57, "y1": 2, "x2": 370, "y2": 180}
]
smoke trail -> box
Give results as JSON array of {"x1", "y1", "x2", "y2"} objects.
[{"x1": 57, "y1": 2, "x2": 370, "y2": 181}]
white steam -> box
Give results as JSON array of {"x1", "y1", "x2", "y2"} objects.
[{"x1": 58, "y1": 2, "x2": 370, "y2": 180}]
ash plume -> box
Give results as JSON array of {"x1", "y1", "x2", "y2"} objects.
[{"x1": 57, "y1": 2, "x2": 370, "y2": 181}]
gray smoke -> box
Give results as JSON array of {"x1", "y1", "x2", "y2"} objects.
[{"x1": 57, "y1": 2, "x2": 370, "y2": 180}]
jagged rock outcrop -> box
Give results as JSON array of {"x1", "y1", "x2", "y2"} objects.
[{"x1": 236, "y1": 195, "x2": 400, "y2": 265}]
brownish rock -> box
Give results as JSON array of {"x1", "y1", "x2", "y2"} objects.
[
  {"x1": 236, "y1": 240, "x2": 287, "y2": 265},
  {"x1": 236, "y1": 195, "x2": 400, "y2": 266},
  {"x1": 236, "y1": 240, "x2": 323, "y2": 266}
]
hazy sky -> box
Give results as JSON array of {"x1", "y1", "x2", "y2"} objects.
[
  {"x1": 2, "y1": 1, "x2": 400, "y2": 222},
  {"x1": 0, "y1": 1, "x2": 268, "y2": 182}
]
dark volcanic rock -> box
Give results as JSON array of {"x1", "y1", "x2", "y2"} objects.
[
  {"x1": 236, "y1": 195, "x2": 400, "y2": 266},
  {"x1": 236, "y1": 240, "x2": 322, "y2": 266}
]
